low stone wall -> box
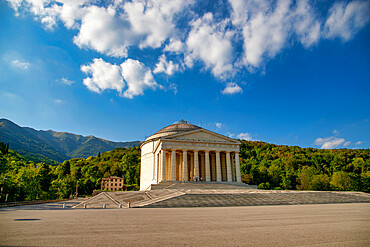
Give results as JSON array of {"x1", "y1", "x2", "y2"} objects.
[{"x1": 0, "y1": 199, "x2": 69, "y2": 208}]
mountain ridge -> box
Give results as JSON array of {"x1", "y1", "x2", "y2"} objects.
[{"x1": 0, "y1": 118, "x2": 141, "y2": 164}]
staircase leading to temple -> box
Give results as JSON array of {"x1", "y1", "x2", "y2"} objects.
[
  {"x1": 73, "y1": 183, "x2": 370, "y2": 209},
  {"x1": 150, "y1": 181, "x2": 258, "y2": 190},
  {"x1": 140, "y1": 191, "x2": 370, "y2": 208}
]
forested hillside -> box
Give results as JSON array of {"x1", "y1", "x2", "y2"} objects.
[
  {"x1": 240, "y1": 141, "x2": 369, "y2": 192},
  {"x1": 0, "y1": 145, "x2": 140, "y2": 202},
  {"x1": 0, "y1": 118, "x2": 140, "y2": 163},
  {"x1": 1, "y1": 139, "x2": 369, "y2": 203}
]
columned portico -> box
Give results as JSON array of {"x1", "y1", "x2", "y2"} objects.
[
  {"x1": 157, "y1": 149, "x2": 240, "y2": 183},
  {"x1": 140, "y1": 120, "x2": 242, "y2": 190}
]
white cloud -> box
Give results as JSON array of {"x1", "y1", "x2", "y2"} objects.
[
  {"x1": 53, "y1": 0, "x2": 87, "y2": 29},
  {"x1": 8, "y1": 0, "x2": 193, "y2": 57},
  {"x1": 228, "y1": 0, "x2": 370, "y2": 68},
  {"x1": 11, "y1": 59, "x2": 30, "y2": 69},
  {"x1": 120, "y1": 59, "x2": 161, "y2": 99},
  {"x1": 7, "y1": 0, "x2": 59, "y2": 29},
  {"x1": 153, "y1": 54, "x2": 180, "y2": 76},
  {"x1": 324, "y1": 0, "x2": 370, "y2": 41},
  {"x1": 54, "y1": 99, "x2": 63, "y2": 104},
  {"x1": 59, "y1": 77, "x2": 74, "y2": 85},
  {"x1": 314, "y1": 136, "x2": 345, "y2": 149},
  {"x1": 123, "y1": 0, "x2": 193, "y2": 49},
  {"x1": 292, "y1": 0, "x2": 321, "y2": 47},
  {"x1": 216, "y1": 123, "x2": 222, "y2": 129},
  {"x1": 343, "y1": 141, "x2": 351, "y2": 147},
  {"x1": 222, "y1": 82, "x2": 243, "y2": 95},
  {"x1": 164, "y1": 38, "x2": 184, "y2": 53},
  {"x1": 237, "y1": 133, "x2": 252, "y2": 141},
  {"x1": 81, "y1": 58, "x2": 125, "y2": 94},
  {"x1": 81, "y1": 58, "x2": 160, "y2": 99},
  {"x1": 229, "y1": 0, "x2": 321, "y2": 68},
  {"x1": 229, "y1": 0, "x2": 292, "y2": 67},
  {"x1": 355, "y1": 141, "x2": 363, "y2": 145},
  {"x1": 7, "y1": 0, "x2": 370, "y2": 97},
  {"x1": 186, "y1": 13, "x2": 234, "y2": 77},
  {"x1": 73, "y1": 6, "x2": 132, "y2": 58}
]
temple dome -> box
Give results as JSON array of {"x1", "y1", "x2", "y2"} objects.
[{"x1": 145, "y1": 119, "x2": 201, "y2": 141}]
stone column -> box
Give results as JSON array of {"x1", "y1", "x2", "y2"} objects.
[
  {"x1": 235, "y1": 152, "x2": 241, "y2": 183},
  {"x1": 226, "y1": 152, "x2": 232, "y2": 182},
  {"x1": 171, "y1": 150, "x2": 176, "y2": 181},
  {"x1": 216, "y1": 151, "x2": 222, "y2": 182},
  {"x1": 179, "y1": 153, "x2": 183, "y2": 180},
  {"x1": 200, "y1": 153, "x2": 205, "y2": 180},
  {"x1": 231, "y1": 154, "x2": 235, "y2": 182},
  {"x1": 205, "y1": 151, "x2": 210, "y2": 181},
  {"x1": 160, "y1": 150, "x2": 166, "y2": 182},
  {"x1": 190, "y1": 153, "x2": 194, "y2": 180},
  {"x1": 194, "y1": 151, "x2": 199, "y2": 180},
  {"x1": 183, "y1": 150, "x2": 188, "y2": 181}
]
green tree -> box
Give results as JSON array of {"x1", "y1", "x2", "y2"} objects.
[
  {"x1": 330, "y1": 171, "x2": 354, "y2": 191},
  {"x1": 37, "y1": 163, "x2": 52, "y2": 192},
  {"x1": 60, "y1": 160, "x2": 71, "y2": 176},
  {"x1": 121, "y1": 152, "x2": 140, "y2": 185},
  {"x1": 297, "y1": 166, "x2": 316, "y2": 190},
  {"x1": 310, "y1": 174, "x2": 330, "y2": 191}
]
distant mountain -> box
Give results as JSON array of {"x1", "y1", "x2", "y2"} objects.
[{"x1": 0, "y1": 118, "x2": 141, "y2": 164}]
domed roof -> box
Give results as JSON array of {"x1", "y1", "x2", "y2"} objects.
[{"x1": 145, "y1": 119, "x2": 201, "y2": 141}]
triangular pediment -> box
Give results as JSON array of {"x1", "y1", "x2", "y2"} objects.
[{"x1": 162, "y1": 129, "x2": 240, "y2": 144}]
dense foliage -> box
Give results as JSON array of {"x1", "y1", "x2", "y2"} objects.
[
  {"x1": 1, "y1": 139, "x2": 369, "y2": 203},
  {"x1": 239, "y1": 141, "x2": 370, "y2": 192},
  {"x1": 0, "y1": 146, "x2": 140, "y2": 202}
]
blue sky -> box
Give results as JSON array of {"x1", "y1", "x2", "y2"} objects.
[{"x1": 0, "y1": 0, "x2": 369, "y2": 149}]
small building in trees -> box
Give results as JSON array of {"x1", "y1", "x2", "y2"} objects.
[{"x1": 101, "y1": 176, "x2": 124, "y2": 191}]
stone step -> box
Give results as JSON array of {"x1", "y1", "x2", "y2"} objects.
[
  {"x1": 150, "y1": 181, "x2": 257, "y2": 190},
  {"x1": 142, "y1": 191, "x2": 370, "y2": 208}
]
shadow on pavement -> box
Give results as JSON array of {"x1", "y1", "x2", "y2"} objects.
[{"x1": 14, "y1": 219, "x2": 41, "y2": 221}]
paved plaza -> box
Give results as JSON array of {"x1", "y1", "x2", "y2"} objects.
[{"x1": 0, "y1": 200, "x2": 369, "y2": 246}]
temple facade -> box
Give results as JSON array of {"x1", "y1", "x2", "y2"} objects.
[{"x1": 140, "y1": 120, "x2": 241, "y2": 190}]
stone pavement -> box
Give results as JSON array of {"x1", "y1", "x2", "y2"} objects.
[{"x1": 1, "y1": 203, "x2": 369, "y2": 246}]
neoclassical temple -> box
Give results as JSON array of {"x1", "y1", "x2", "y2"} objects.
[{"x1": 140, "y1": 120, "x2": 241, "y2": 190}]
